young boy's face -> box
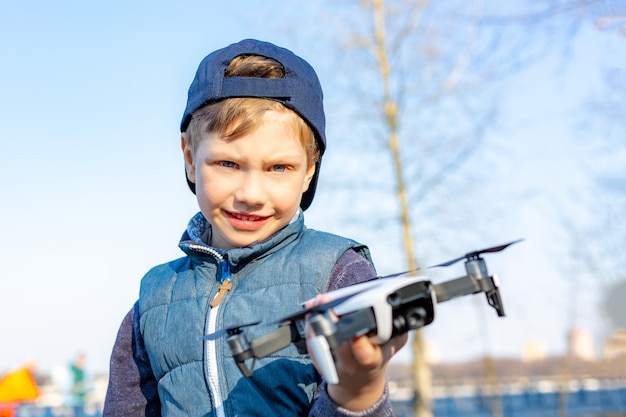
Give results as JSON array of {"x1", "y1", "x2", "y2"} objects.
[{"x1": 183, "y1": 110, "x2": 316, "y2": 249}]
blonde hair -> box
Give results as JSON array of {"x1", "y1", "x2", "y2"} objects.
[{"x1": 184, "y1": 55, "x2": 319, "y2": 166}]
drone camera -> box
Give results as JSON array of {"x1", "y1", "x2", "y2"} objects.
[
  {"x1": 406, "y1": 307, "x2": 428, "y2": 329},
  {"x1": 389, "y1": 281, "x2": 435, "y2": 337},
  {"x1": 392, "y1": 306, "x2": 430, "y2": 334}
]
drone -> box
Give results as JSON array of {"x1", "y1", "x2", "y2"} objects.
[{"x1": 204, "y1": 239, "x2": 523, "y2": 384}]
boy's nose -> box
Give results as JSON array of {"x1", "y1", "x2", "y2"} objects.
[{"x1": 235, "y1": 172, "x2": 267, "y2": 206}]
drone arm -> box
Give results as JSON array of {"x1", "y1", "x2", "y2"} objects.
[
  {"x1": 230, "y1": 325, "x2": 295, "y2": 376},
  {"x1": 433, "y1": 273, "x2": 505, "y2": 317},
  {"x1": 432, "y1": 274, "x2": 482, "y2": 302},
  {"x1": 249, "y1": 325, "x2": 295, "y2": 358}
]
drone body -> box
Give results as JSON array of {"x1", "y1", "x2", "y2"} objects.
[
  {"x1": 204, "y1": 239, "x2": 522, "y2": 384},
  {"x1": 307, "y1": 276, "x2": 435, "y2": 343},
  {"x1": 305, "y1": 276, "x2": 435, "y2": 383}
]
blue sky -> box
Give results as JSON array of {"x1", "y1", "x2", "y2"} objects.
[{"x1": 1, "y1": 1, "x2": 624, "y2": 375}]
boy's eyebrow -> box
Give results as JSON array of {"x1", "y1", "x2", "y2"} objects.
[
  {"x1": 204, "y1": 146, "x2": 305, "y2": 161},
  {"x1": 265, "y1": 153, "x2": 307, "y2": 163}
]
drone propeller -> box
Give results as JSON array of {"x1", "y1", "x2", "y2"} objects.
[
  {"x1": 276, "y1": 289, "x2": 370, "y2": 325},
  {"x1": 430, "y1": 238, "x2": 524, "y2": 268},
  {"x1": 203, "y1": 321, "x2": 261, "y2": 341},
  {"x1": 378, "y1": 267, "x2": 421, "y2": 279}
]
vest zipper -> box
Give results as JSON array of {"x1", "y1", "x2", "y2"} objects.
[
  {"x1": 210, "y1": 259, "x2": 232, "y2": 308},
  {"x1": 188, "y1": 243, "x2": 230, "y2": 417},
  {"x1": 207, "y1": 301, "x2": 226, "y2": 417}
]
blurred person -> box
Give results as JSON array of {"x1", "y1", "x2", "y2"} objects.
[{"x1": 70, "y1": 353, "x2": 88, "y2": 417}]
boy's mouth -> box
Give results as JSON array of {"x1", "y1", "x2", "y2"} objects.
[
  {"x1": 225, "y1": 210, "x2": 271, "y2": 231},
  {"x1": 229, "y1": 212, "x2": 265, "y2": 222}
]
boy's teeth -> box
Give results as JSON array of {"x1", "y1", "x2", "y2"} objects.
[{"x1": 234, "y1": 213, "x2": 259, "y2": 221}]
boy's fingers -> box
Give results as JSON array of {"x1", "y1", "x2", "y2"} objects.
[
  {"x1": 350, "y1": 335, "x2": 380, "y2": 367},
  {"x1": 351, "y1": 333, "x2": 408, "y2": 367}
]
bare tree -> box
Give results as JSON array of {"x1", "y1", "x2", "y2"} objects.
[{"x1": 311, "y1": 1, "x2": 553, "y2": 416}]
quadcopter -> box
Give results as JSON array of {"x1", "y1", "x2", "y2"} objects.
[{"x1": 204, "y1": 239, "x2": 523, "y2": 384}]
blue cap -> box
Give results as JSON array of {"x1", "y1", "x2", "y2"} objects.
[{"x1": 181, "y1": 39, "x2": 326, "y2": 211}]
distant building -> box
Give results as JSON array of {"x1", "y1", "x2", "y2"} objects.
[
  {"x1": 521, "y1": 338, "x2": 547, "y2": 362},
  {"x1": 569, "y1": 327, "x2": 596, "y2": 361},
  {"x1": 603, "y1": 329, "x2": 626, "y2": 359}
]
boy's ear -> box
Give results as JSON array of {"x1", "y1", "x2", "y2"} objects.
[
  {"x1": 181, "y1": 134, "x2": 196, "y2": 183},
  {"x1": 302, "y1": 162, "x2": 316, "y2": 192}
]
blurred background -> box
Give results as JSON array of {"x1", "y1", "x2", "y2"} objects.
[{"x1": 1, "y1": 1, "x2": 625, "y2": 416}]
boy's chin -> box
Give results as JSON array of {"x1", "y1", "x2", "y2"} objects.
[{"x1": 214, "y1": 229, "x2": 274, "y2": 249}]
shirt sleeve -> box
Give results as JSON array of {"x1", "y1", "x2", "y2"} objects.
[
  {"x1": 309, "y1": 249, "x2": 396, "y2": 417},
  {"x1": 102, "y1": 304, "x2": 161, "y2": 417}
]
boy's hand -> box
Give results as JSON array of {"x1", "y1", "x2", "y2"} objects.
[{"x1": 305, "y1": 295, "x2": 408, "y2": 411}]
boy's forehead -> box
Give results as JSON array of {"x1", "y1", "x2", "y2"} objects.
[
  {"x1": 201, "y1": 121, "x2": 308, "y2": 157},
  {"x1": 205, "y1": 109, "x2": 303, "y2": 142}
]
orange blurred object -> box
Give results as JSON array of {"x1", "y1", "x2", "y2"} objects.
[
  {"x1": 0, "y1": 368, "x2": 39, "y2": 402},
  {"x1": 0, "y1": 367, "x2": 39, "y2": 417}
]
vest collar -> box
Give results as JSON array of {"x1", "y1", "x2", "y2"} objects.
[{"x1": 178, "y1": 210, "x2": 305, "y2": 267}]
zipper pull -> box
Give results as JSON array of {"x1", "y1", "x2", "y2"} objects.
[{"x1": 210, "y1": 259, "x2": 232, "y2": 308}]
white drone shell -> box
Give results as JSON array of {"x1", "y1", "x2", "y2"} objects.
[{"x1": 306, "y1": 275, "x2": 431, "y2": 344}]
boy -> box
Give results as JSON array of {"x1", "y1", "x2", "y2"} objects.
[{"x1": 103, "y1": 39, "x2": 406, "y2": 416}]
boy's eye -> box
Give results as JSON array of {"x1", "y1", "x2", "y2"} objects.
[
  {"x1": 218, "y1": 161, "x2": 238, "y2": 169},
  {"x1": 271, "y1": 164, "x2": 287, "y2": 173}
]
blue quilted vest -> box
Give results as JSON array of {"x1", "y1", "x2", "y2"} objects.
[{"x1": 137, "y1": 214, "x2": 371, "y2": 416}]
